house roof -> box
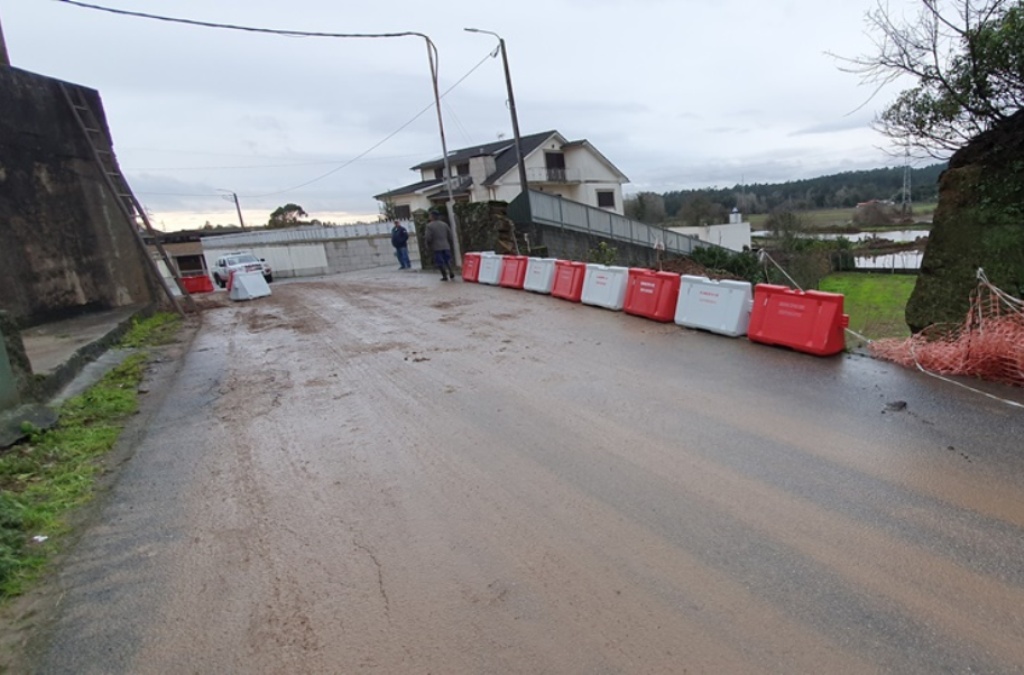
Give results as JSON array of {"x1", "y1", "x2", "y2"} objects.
[
  {"x1": 373, "y1": 176, "x2": 473, "y2": 201},
  {"x1": 377, "y1": 129, "x2": 627, "y2": 199},
  {"x1": 411, "y1": 129, "x2": 558, "y2": 174},
  {"x1": 374, "y1": 179, "x2": 445, "y2": 200}
]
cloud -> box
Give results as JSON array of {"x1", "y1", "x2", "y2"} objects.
[{"x1": 791, "y1": 115, "x2": 874, "y2": 136}]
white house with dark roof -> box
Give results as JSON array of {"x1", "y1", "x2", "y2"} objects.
[{"x1": 374, "y1": 130, "x2": 629, "y2": 219}]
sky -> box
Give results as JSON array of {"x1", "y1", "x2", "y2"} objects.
[{"x1": 2, "y1": 0, "x2": 923, "y2": 231}]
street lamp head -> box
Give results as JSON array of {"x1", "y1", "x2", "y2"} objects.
[{"x1": 464, "y1": 27, "x2": 500, "y2": 39}]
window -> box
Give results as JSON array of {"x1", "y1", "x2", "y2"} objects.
[
  {"x1": 457, "y1": 163, "x2": 470, "y2": 176},
  {"x1": 597, "y1": 191, "x2": 615, "y2": 209},
  {"x1": 544, "y1": 152, "x2": 566, "y2": 170},
  {"x1": 544, "y1": 152, "x2": 567, "y2": 181},
  {"x1": 393, "y1": 205, "x2": 411, "y2": 220},
  {"x1": 434, "y1": 168, "x2": 444, "y2": 180}
]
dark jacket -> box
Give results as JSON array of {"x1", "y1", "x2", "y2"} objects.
[
  {"x1": 391, "y1": 224, "x2": 409, "y2": 248},
  {"x1": 424, "y1": 219, "x2": 453, "y2": 252}
]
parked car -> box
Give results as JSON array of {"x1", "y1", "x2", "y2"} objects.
[{"x1": 212, "y1": 252, "x2": 273, "y2": 287}]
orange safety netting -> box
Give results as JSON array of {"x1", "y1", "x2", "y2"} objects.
[{"x1": 871, "y1": 271, "x2": 1024, "y2": 387}]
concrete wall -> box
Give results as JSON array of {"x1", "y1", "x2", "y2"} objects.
[
  {"x1": 0, "y1": 312, "x2": 30, "y2": 412},
  {"x1": 0, "y1": 331, "x2": 19, "y2": 412},
  {"x1": 0, "y1": 67, "x2": 158, "y2": 327},
  {"x1": 201, "y1": 222, "x2": 422, "y2": 279},
  {"x1": 534, "y1": 224, "x2": 664, "y2": 268},
  {"x1": 668, "y1": 221, "x2": 752, "y2": 252}
]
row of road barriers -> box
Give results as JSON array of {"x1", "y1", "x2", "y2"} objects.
[{"x1": 460, "y1": 253, "x2": 850, "y2": 357}]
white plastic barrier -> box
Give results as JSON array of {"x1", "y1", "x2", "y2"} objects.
[
  {"x1": 523, "y1": 257, "x2": 558, "y2": 294},
  {"x1": 581, "y1": 264, "x2": 629, "y2": 311},
  {"x1": 674, "y1": 275, "x2": 753, "y2": 337},
  {"x1": 477, "y1": 252, "x2": 503, "y2": 285},
  {"x1": 229, "y1": 271, "x2": 272, "y2": 301}
]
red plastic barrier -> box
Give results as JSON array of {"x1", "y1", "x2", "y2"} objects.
[
  {"x1": 623, "y1": 269, "x2": 681, "y2": 322},
  {"x1": 462, "y1": 252, "x2": 481, "y2": 282},
  {"x1": 181, "y1": 275, "x2": 214, "y2": 294},
  {"x1": 551, "y1": 260, "x2": 586, "y2": 302},
  {"x1": 747, "y1": 284, "x2": 850, "y2": 356},
  {"x1": 499, "y1": 255, "x2": 529, "y2": 289}
]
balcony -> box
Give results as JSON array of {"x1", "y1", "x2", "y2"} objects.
[{"x1": 526, "y1": 167, "x2": 582, "y2": 184}]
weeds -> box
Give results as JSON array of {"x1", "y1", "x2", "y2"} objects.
[{"x1": 0, "y1": 312, "x2": 179, "y2": 598}]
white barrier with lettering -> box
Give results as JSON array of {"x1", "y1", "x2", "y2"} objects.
[
  {"x1": 581, "y1": 264, "x2": 629, "y2": 311},
  {"x1": 229, "y1": 271, "x2": 272, "y2": 301},
  {"x1": 674, "y1": 275, "x2": 753, "y2": 337},
  {"x1": 477, "y1": 252, "x2": 503, "y2": 285},
  {"x1": 523, "y1": 258, "x2": 558, "y2": 294}
]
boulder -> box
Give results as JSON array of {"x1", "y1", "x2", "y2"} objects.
[{"x1": 906, "y1": 110, "x2": 1024, "y2": 332}]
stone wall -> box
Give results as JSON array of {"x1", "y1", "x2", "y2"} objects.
[{"x1": 0, "y1": 66, "x2": 157, "y2": 327}]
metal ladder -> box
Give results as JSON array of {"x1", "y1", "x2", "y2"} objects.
[{"x1": 59, "y1": 82, "x2": 196, "y2": 315}]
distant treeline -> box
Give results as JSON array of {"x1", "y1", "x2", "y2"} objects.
[{"x1": 626, "y1": 163, "x2": 946, "y2": 225}]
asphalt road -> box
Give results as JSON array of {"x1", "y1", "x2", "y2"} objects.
[{"x1": 26, "y1": 268, "x2": 1024, "y2": 673}]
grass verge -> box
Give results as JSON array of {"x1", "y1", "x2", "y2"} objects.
[
  {"x1": 0, "y1": 312, "x2": 181, "y2": 598},
  {"x1": 819, "y1": 273, "x2": 917, "y2": 341}
]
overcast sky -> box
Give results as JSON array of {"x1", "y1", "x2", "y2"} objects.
[{"x1": 2, "y1": 0, "x2": 922, "y2": 230}]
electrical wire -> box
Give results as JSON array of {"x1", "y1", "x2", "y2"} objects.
[
  {"x1": 244, "y1": 49, "x2": 496, "y2": 198},
  {"x1": 57, "y1": 0, "x2": 430, "y2": 42},
  {"x1": 58, "y1": 0, "x2": 495, "y2": 198}
]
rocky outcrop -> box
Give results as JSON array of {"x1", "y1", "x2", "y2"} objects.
[{"x1": 906, "y1": 110, "x2": 1024, "y2": 332}]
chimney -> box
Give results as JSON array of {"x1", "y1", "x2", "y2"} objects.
[{"x1": 729, "y1": 207, "x2": 742, "y2": 224}]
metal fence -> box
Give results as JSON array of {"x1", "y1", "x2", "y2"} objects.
[{"x1": 523, "y1": 191, "x2": 726, "y2": 256}]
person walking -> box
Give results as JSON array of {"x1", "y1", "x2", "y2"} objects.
[
  {"x1": 424, "y1": 211, "x2": 456, "y2": 281},
  {"x1": 391, "y1": 220, "x2": 411, "y2": 270}
]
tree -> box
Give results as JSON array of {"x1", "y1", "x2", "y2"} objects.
[
  {"x1": 268, "y1": 203, "x2": 308, "y2": 228},
  {"x1": 678, "y1": 194, "x2": 726, "y2": 227},
  {"x1": 624, "y1": 192, "x2": 667, "y2": 223},
  {"x1": 840, "y1": 0, "x2": 1024, "y2": 155}
]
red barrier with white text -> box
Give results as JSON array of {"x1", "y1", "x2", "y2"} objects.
[
  {"x1": 551, "y1": 260, "x2": 586, "y2": 302},
  {"x1": 623, "y1": 269, "x2": 681, "y2": 322},
  {"x1": 747, "y1": 284, "x2": 849, "y2": 356},
  {"x1": 462, "y1": 252, "x2": 481, "y2": 282},
  {"x1": 499, "y1": 255, "x2": 529, "y2": 289}
]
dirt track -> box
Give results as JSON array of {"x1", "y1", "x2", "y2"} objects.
[{"x1": 25, "y1": 268, "x2": 1024, "y2": 673}]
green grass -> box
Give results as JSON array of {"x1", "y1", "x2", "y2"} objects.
[
  {"x1": 0, "y1": 312, "x2": 180, "y2": 598},
  {"x1": 818, "y1": 273, "x2": 917, "y2": 341}
]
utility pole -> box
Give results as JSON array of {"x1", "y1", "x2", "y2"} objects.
[
  {"x1": 0, "y1": 14, "x2": 11, "y2": 66},
  {"x1": 231, "y1": 192, "x2": 248, "y2": 231},
  {"x1": 465, "y1": 28, "x2": 528, "y2": 197},
  {"x1": 218, "y1": 189, "x2": 248, "y2": 231}
]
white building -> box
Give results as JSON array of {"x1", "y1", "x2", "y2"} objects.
[
  {"x1": 668, "y1": 209, "x2": 752, "y2": 252},
  {"x1": 374, "y1": 130, "x2": 629, "y2": 218}
]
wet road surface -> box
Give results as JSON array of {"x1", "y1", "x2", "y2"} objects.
[{"x1": 30, "y1": 269, "x2": 1024, "y2": 673}]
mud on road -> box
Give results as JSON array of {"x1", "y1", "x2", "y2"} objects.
[{"x1": 21, "y1": 268, "x2": 1024, "y2": 673}]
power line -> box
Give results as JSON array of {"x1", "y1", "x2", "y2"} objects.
[
  {"x1": 243, "y1": 49, "x2": 496, "y2": 198},
  {"x1": 56, "y1": 0, "x2": 428, "y2": 42},
  {"x1": 131, "y1": 49, "x2": 497, "y2": 199},
  {"x1": 58, "y1": 0, "x2": 496, "y2": 200},
  {"x1": 126, "y1": 154, "x2": 426, "y2": 172}
]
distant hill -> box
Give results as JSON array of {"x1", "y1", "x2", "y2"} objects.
[{"x1": 632, "y1": 164, "x2": 946, "y2": 224}]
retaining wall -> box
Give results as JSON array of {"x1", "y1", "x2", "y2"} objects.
[{"x1": 0, "y1": 66, "x2": 158, "y2": 327}]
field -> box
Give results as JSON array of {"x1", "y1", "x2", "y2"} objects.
[
  {"x1": 748, "y1": 203, "x2": 937, "y2": 230},
  {"x1": 818, "y1": 272, "x2": 917, "y2": 341}
]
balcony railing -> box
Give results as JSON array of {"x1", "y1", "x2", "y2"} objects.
[{"x1": 526, "y1": 167, "x2": 581, "y2": 183}]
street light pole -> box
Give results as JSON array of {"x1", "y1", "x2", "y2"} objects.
[
  {"x1": 218, "y1": 189, "x2": 248, "y2": 231},
  {"x1": 422, "y1": 36, "x2": 461, "y2": 263},
  {"x1": 465, "y1": 28, "x2": 528, "y2": 198}
]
